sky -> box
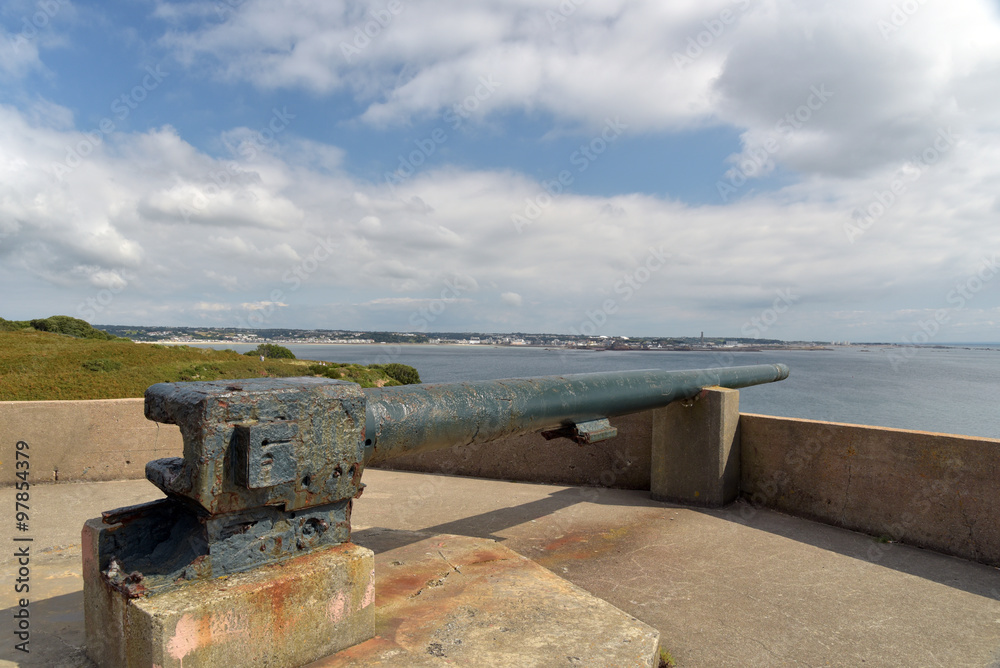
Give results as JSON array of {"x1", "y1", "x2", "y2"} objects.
[{"x1": 1, "y1": 0, "x2": 999, "y2": 342}]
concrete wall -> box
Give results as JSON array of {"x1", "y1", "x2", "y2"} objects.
[
  {"x1": 3, "y1": 397, "x2": 999, "y2": 567},
  {"x1": 0, "y1": 398, "x2": 182, "y2": 484},
  {"x1": 375, "y1": 411, "x2": 652, "y2": 490},
  {"x1": 740, "y1": 413, "x2": 1000, "y2": 566}
]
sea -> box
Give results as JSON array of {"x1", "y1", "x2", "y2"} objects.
[{"x1": 190, "y1": 343, "x2": 1000, "y2": 440}]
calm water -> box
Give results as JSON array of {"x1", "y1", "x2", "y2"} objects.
[{"x1": 195, "y1": 344, "x2": 1000, "y2": 439}]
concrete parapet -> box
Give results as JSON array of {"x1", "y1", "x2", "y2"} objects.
[
  {"x1": 650, "y1": 387, "x2": 740, "y2": 507},
  {"x1": 0, "y1": 398, "x2": 182, "y2": 484},
  {"x1": 373, "y1": 411, "x2": 652, "y2": 490},
  {"x1": 5, "y1": 396, "x2": 1000, "y2": 570},
  {"x1": 83, "y1": 517, "x2": 375, "y2": 667},
  {"x1": 740, "y1": 413, "x2": 1000, "y2": 566}
]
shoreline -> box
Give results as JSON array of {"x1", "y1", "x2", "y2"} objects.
[
  {"x1": 137, "y1": 341, "x2": 997, "y2": 352},
  {"x1": 141, "y1": 340, "x2": 830, "y2": 350}
]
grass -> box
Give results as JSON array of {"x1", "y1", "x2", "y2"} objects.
[
  {"x1": 658, "y1": 647, "x2": 677, "y2": 667},
  {"x1": 0, "y1": 330, "x2": 408, "y2": 400}
]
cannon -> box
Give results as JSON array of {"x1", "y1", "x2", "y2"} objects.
[{"x1": 89, "y1": 363, "x2": 787, "y2": 598}]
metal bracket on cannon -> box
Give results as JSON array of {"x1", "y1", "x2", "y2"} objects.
[{"x1": 541, "y1": 418, "x2": 618, "y2": 444}]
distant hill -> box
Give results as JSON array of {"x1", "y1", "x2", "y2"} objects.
[{"x1": 0, "y1": 327, "x2": 419, "y2": 401}]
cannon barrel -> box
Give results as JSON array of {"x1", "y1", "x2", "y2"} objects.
[
  {"x1": 102, "y1": 363, "x2": 789, "y2": 596},
  {"x1": 90, "y1": 363, "x2": 791, "y2": 662},
  {"x1": 364, "y1": 363, "x2": 789, "y2": 464}
]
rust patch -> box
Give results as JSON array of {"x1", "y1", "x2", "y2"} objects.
[
  {"x1": 377, "y1": 568, "x2": 445, "y2": 602},
  {"x1": 543, "y1": 533, "x2": 590, "y2": 552},
  {"x1": 467, "y1": 547, "x2": 512, "y2": 565},
  {"x1": 534, "y1": 526, "x2": 634, "y2": 567},
  {"x1": 102, "y1": 557, "x2": 149, "y2": 599}
]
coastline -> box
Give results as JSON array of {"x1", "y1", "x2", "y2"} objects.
[
  {"x1": 141, "y1": 340, "x2": 836, "y2": 351},
  {"x1": 137, "y1": 341, "x2": 997, "y2": 352}
]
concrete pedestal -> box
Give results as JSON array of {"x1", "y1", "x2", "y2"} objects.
[
  {"x1": 317, "y1": 529, "x2": 661, "y2": 667},
  {"x1": 650, "y1": 387, "x2": 740, "y2": 507},
  {"x1": 82, "y1": 518, "x2": 375, "y2": 668}
]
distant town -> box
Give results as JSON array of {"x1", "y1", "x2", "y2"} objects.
[{"x1": 97, "y1": 325, "x2": 845, "y2": 351}]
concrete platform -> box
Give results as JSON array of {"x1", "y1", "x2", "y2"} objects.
[
  {"x1": 2, "y1": 471, "x2": 1000, "y2": 666},
  {"x1": 312, "y1": 530, "x2": 659, "y2": 667}
]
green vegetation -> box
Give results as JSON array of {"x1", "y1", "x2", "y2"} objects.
[
  {"x1": 1, "y1": 315, "x2": 120, "y2": 340},
  {"x1": 0, "y1": 329, "x2": 421, "y2": 400},
  {"x1": 370, "y1": 362, "x2": 421, "y2": 385},
  {"x1": 244, "y1": 343, "x2": 296, "y2": 359},
  {"x1": 0, "y1": 317, "x2": 30, "y2": 332},
  {"x1": 307, "y1": 362, "x2": 420, "y2": 388},
  {"x1": 81, "y1": 358, "x2": 124, "y2": 373},
  {"x1": 658, "y1": 647, "x2": 676, "y2": 667},
  {"x1": 30, "y1": 315, "x2": 119, "y2": 340}
]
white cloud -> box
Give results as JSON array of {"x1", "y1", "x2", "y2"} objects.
[
  {"x1": 193, "y1": 301, "x2": 231, "y2": 311},
  {"x1": 157, "y1": 0, "x2": 1000, "y2": 182},
  {"x1": 3, "y1": 1, "x2": 1000, "y2": 344},
  {"x1": 500, "y1": 292, "x2": 522, "y2": 307},
  {"x1": 0, "y1": 0, "x2": 79, "y2": 80},
  {"x1": 241, "y1": 300, "x2": 288, "y2": 311},
  {"x1": 0, "y1": 28, "x2": 44, "y2": 79}
]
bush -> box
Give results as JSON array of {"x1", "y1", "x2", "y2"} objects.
[
  {"x1": 29, "y1": 316, "x2": 117, "y2": 340},
  {"x1": 370, "y1": 363, "x2": 421, "y2": 385},
  {"x1": 243, "y1": 343, "x2": 296, "y2": 359},
  {"x1": 0, "y1": 318, "x2": 30, "y2": 332}
]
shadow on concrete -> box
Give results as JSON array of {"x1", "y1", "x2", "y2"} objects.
[
  {"x1": 356, "y1": 476, "x2": 1000, "y2": 602},
  {"x1": 0, "y1": 591, "x2": 92, "y2": 666},
  {"x1": 696, "y1": 499, "x2": 1000, "y2": 602},
  {"x1": 353, "y1": 484, "x2": 657, "y2": 555}
]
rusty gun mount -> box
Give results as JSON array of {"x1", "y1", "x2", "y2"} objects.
[{"x1": 95, "y1": 364, "x2": 788, "y2": 597}]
